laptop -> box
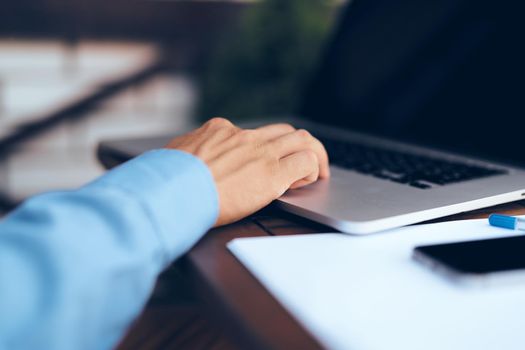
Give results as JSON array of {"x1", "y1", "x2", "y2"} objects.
[{"x1": 98, "y1": 0, "x2": 525, "y2": 234}]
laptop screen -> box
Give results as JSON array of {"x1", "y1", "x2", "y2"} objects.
[{"x1": 300, "y1": 0, "x2": 525, "y2": 166}]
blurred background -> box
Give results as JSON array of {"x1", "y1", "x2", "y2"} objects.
[{"x1": 0, "y1": 0, "x2": 344, "y2": 214}]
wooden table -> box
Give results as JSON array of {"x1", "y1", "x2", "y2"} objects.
[{"x1": 117, "y1": 200, "x2": 525, "y2": 350}]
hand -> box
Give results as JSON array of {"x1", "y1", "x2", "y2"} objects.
[{"x1": 166, "y1": 118, "x2": 330, "y2": 227}]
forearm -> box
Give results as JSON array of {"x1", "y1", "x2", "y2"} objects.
[{"x1": 0, "y1": 150, "x2": 218, "y2": 350}]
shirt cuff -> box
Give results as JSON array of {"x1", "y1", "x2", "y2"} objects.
[{"x1": 89, "y1": 149, "x2": 219, "y2": 263}]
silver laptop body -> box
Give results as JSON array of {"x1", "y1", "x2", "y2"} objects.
[{"x1": 276, "y1": 119, "x2": 525, "y2": 234}]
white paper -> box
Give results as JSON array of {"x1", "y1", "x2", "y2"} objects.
[{"x1": 228, "y1": 219, "x2": 525, "y2": 350}]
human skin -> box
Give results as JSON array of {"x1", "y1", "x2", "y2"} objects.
[{"x1": 166, "y1": 117, "x2": 330, "y2": 226}]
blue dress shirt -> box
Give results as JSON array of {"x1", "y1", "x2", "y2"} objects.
[{"x1": 0, "y1": 150, "x2": 219, "y2": 350}]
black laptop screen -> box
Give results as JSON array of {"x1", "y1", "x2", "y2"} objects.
[{"x1": 300, "y1": 0, "x2": 525, "y2": 166}]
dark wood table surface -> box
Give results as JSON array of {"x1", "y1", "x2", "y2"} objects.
[{"x1": 117, "y1": 200, "x2": 525, "y2": 350}]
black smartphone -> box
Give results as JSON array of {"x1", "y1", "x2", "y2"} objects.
[{"x1": 413, "y1": 235, "x2": 525, "y2": 286}]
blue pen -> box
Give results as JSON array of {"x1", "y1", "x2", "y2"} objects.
[{"x1": 489, "y1": 214, "x2": 525, "y2": 231}]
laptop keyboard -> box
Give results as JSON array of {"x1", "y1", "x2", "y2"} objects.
[{"x1": 319, "y1": 137, "x2": 508, "y2": 189}]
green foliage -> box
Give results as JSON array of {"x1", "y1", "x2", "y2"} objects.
[{"x1": 197, "y1": 0, "x2": 337, "y2": 122}]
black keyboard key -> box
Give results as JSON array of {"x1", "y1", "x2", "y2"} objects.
[
  {"x1": 390, "y1": 176, "x2": 412, "y2": 184},
  {"x1": 409, "y1": 181, "x2": 432, "y2": 189}
]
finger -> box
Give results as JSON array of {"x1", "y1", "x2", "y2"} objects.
[
  {"x1": 290, "y1": 178, "x2": 317, "y2": 189},
  {"x1": 278, "y1": 150, "x2": 320, "y2": 194},
  {"x1": 270, "y1": 130, "x2": 330, "y2": 179},
  {"x1": 256, "y1": 123, "x2": 296, "y2": 141}
]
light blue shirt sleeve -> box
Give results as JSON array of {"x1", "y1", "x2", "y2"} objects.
[{"x1": 0, "y1": 149, "x2": 219, "y2": 350}]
